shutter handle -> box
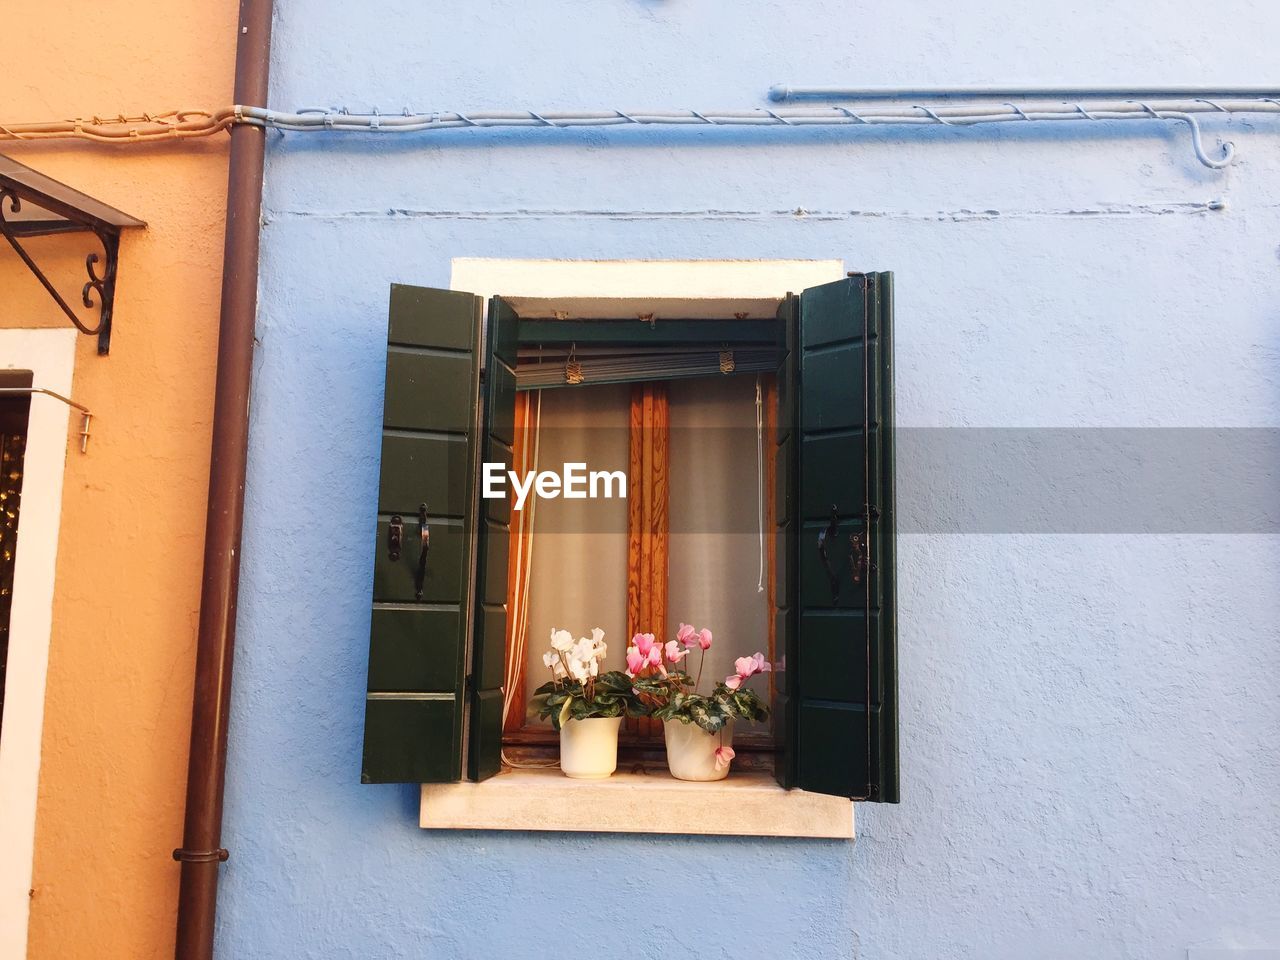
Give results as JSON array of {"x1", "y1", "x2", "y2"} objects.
[
  {"x1": 413, "y1": 502, "x2": 430, "y2": 601},
  {"x1": 817, "y1": 505, "x2": 842, "y2": 604}
]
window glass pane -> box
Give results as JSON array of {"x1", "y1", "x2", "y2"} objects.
[
  {"x1": 668, "y1": 376, "x2": 770, "y2": 689},
  {"x1": 522, "y1": 384, "x2": 630, "y2": 718}
]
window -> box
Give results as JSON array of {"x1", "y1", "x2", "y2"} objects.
[
  {"x1": 0, "y1": 371, "x2": 32, "y2": 736},
  {"x1": 0, "y1": 329, "x2": 76, "y2": 958},
  {"x1": 359, "y1": 263, "x2": 898, "y2": 832},
  {"x1": 501, "y1": 375, "x2": 778, "y2": 769}
]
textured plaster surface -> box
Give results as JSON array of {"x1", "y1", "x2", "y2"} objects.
[
  {"x1": 223, "y1": 2, "x2": 1280, "y2": 958},
  {"x1": 1, "y1": 3, "x2": 237, "y2": 957}
]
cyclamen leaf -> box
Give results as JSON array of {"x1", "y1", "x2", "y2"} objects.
[
  {"x1": 689, "y1": 701, "x2": 720, "y2": 733},
  {"x1": 595, "y1": 671, "x2": 633, "y2": 693}
]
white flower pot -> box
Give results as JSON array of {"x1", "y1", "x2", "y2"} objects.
[
  {"x1": 663, "y1": 719, "x2": 735, "y2": 781},
  {"x1": 559, "y1": 716, "x2": 622, "y2": 779}
]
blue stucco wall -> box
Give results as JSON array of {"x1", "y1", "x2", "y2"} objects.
[{"x1": 219, "y1": 3, "x2": 1280, "y2": 958}]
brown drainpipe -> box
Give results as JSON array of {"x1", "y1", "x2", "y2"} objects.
[{"x1": 173, "y1": 1, "x2": 272, "y2": 958}]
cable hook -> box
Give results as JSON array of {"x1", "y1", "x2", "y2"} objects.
[{"x1": 1158, "y1": 111, "x2": 1235, "y2": 169}]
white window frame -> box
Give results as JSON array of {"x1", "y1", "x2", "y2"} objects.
[
  {"x1": 451, "y1": 258, "x2": 845, "y2": 304},
  {"x1": 0, "y1": 328, "x2": 76, "y2": 960}
]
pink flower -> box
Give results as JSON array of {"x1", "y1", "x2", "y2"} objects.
[
  {"x1": 625, "y1": 648, "x2": 645, "y2": 677},
  {"x1": 697, "y1": 628, "x2": 713, "y2": 650},
  {"x1": 633, "y1": 632, "x2": 656, "y2": 656},
  {"x1": 726, "y1": 652, "x2": 771, "y2": 690},
  {"x1": 714, "y1": 745, "x2": 735, "y2": 771},
  {"x1": 664, "y1": 640, "x2": 687, "y2": 663},
  {"x1": 646, "y1": 644, "x2": 663, "y2": 666},
  {"x1": 733, "y1": 652, "x2": 771, "y2": 680},
  {"x1": 676, "y1": 622, "x2": 696, "y2": 647}
]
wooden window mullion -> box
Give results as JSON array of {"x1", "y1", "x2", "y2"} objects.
[{"x1": 627, "y1": 383, "x2": 668, "y2": 738}]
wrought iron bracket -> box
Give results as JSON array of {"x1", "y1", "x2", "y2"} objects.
[{"x1": 0, "y1": 187, "x2": 123, "y2": 354}]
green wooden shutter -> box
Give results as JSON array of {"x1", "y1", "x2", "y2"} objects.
[
  {"x1": 362, "y1": 284, "x2": 482, "y2": 784},
  {"x1": 773, "y1": 294, "x2": 799, "y2": 789},
  {"x1": 790, "y1": 273, "x2": 899, "y2": 802},
  {"x1": 467, "y1": 296, "x2": 518, "y2": 781}
]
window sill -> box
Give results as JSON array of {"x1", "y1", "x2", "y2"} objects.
[{"x1": 419, "y1": 766, "x2": 854, "y2": 839}]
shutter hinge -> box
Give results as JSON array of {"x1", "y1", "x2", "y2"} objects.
[
  {"x1": 850, "y1": 530, "x2": 868, "y2": 585},
  {"x1": 387, "y1": 514, "x2": 403, "y2": 562},
  {"x1": 851, "y1": 502, "x2": 880, "y2": 585}
]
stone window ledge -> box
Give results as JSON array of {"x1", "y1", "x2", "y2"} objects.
[{"x1": 420, "y1": 767, "x2": 854, "y2": 839}]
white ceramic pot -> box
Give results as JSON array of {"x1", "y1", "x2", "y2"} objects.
[
  {"x1": 559, "y1": 716, "x2": 623, "y2": 779},
  {"x1": 663, "y1": 718, "x2": 735, "y2": 781}
]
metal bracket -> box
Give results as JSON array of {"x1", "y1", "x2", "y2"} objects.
[
  {"x1": 172, "y1": 847, "x2": 229, "y2": 864},
  {"x1": 0, "y1": 386, "x2": 93, "y2": 453},
  {"x1": 0, "y1": 186, "x2": 124, "y2": 355}
]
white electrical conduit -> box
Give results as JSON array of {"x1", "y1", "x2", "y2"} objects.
[
  {"x1": 768, "y1": 85, "x2": 1280, "y2": 102},
  {"x1": 236, "y1": 96, "x2": 1280, "y2": 168}
]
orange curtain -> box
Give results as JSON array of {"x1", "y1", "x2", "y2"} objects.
[
  {"x1": 626, "y1": 383, "x2": 669, "y2": 737},
  {"x1": 502, "y1": 391, "x2": 540, "y2": 734}
]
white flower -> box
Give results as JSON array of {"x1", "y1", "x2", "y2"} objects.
[
  {"x1": 570, "y1": 637, "x2": 595, "y2": 664},
  {"x1": 549, "y1": 627, "x2": 609, "y2": 686},
  {"x1": 543, "y1": 651, "x2": 568, "y2": 679}
]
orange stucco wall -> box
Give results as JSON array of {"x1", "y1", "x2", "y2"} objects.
[{"x1": 2, "y1": 5, "x2": 237, "y2": 957}]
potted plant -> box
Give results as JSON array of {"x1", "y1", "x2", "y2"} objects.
[
  {"x1": 629, "y1": 624, "x2": 771, "y2": 781},
  {"x1": 530, "y1": 627, "x2": 640, "y2": 779}
]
